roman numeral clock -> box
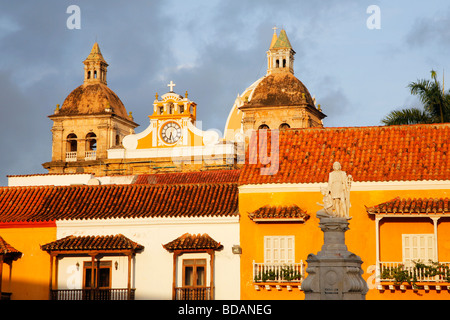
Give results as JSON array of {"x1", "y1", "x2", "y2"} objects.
[{"x1": 160, "y1": 121, "x2": 182, "y2": 144}]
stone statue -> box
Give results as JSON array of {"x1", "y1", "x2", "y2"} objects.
[
  {"x1": 317, "y1": 162, "x2": 352, "y2": 219},
  {"x1": 317, "y1": 186, "x2": 334, "y2": 215},
  {"x1": 305, "y1": 162, "x2": 367, "y2": 300}
]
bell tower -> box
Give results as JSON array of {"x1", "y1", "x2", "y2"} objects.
[
  {"x1": 83, "y1": 42, "x2": 108, "y2": 85},
  {"x1": 236, "y1": 28, "x2": 326, "y2": 133},
  {"x1": 43, "y1": 42, "x2": 138, "y2": 174},
  {"x1": 266, "y1": 28, "x2": 295, "y2": 75}
]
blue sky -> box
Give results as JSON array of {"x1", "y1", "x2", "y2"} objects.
[{"x1": 0, "y1": 0, "x2": 449, "y2": 185}]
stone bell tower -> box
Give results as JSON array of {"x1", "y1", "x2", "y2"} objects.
[
  {"x1": 42, "y1": 42, "x2": 138, "y2": 174},
  {"x1": 267, "y1": 28, "x2": 295, "y2": 75},
  {"x1": 238, "y1": 29, "x2": 326, "y2": 133}
]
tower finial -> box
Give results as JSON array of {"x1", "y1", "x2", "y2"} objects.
[
  {"x1": 167, "y1": 80, "x2": 176, "y2": 92},
  {"x1": 269, "y1": 26, "x2": 278, "y2": 49},
  {"x1": 267, "y1": 29, "x2": 295, "y2": 75},
  {"x1": 83, "y1": 42, "x2": 108, "y2": 85}
]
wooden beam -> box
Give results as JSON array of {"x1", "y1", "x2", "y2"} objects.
[
  {"x1": 209, "y1": 250, "x2": 215, "y2": 300},
  {"x1": 0, "y1": 255, "x2": 3, "y2": 296},
  {"x1": 127, "y1": 254, "x2": 132, "y2": 300},
  {"x1": 49, "y1": 254, "x2": 54, "y2": 300},
  {"x1": 172, "y1": 251, "x2": 179, "y2": 300}
]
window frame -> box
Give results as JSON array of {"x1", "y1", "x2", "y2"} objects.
[
  {"x1": 83, "y1": 260, "x2": 112, "y2": 289},
  {"x1": 182, "y1": 258, "x2": 207, "y2": 288},
  {"x1": 264, "y1": 235, "x2": 295, "y2": 265},
  {"x1": 402, "y1": 233, "x2": 436, "y2": 265}
]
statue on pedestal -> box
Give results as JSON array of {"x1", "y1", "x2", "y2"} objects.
[
  {"x1": 317, "y1": 162, "x2": 352, "y2": 219},
  {"x1": 303, "y1": 162, "x2": 367, "y2": 300}
]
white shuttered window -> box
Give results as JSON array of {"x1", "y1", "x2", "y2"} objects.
[
  {"x1": 264, "y1": 236, "x2": 295, "y2": 264},
  {"x1": 402, "y1": 234, "x2": 436, "y2": 265}
]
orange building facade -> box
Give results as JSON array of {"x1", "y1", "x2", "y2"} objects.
[
  {"x1": 0, "y1": 222, "x2": 56, "y2": 300},
  {"x1": 238, "y1": 125, "x2": 450, "y2": 300}
]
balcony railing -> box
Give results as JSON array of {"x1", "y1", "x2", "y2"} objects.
[
  {"x1": 378, "y1": 261, "x2": 450, "y2": 283},
  {"x1": 253, "y1": 261, "x2": 305, "y2": 283},
  {"x1": 65, "y1": 151, "x2": 77, "y2": 162},
  {"x1": 85, "y1": 151, "x2": 97, "y2": 161},
  {"x1": 50, "y1": 288, "x2": 135, "y2": 300},
  {"x1": 174, "y1": 287, "x2": 211, "y2": 300}
]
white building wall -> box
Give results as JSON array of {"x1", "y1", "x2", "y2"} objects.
[{"x1": 56, "y1": 216, "x2": 240, "y2": 300}]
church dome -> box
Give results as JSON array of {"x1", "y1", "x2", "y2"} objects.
[
  {"x1": 58, "y1": 83, "x2": 129, "y2": 119},
  {"x1": 247, "y1": 72, "x2": 315, "y2": 107}
]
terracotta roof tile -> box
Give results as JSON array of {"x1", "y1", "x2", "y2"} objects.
[
  {"x1": 134, "y1": 169, "x2": 240, "y2": 185},
  {"x1": 0, "y1": 183, "x2": 238, "y2": 222},
  {"x1": 41, "y1": 234, "x2": 144, "y2": 252},
  {"x1": 163, "y1": 233, "x2": 223, "y2": 251},
  {"x1": 248, "y1": 205, "x2": 309, "y2": 222},
  {"x1": 366, "y1": 197, "x2": 450, "y2": 215},
  {"x1": 0, "y1": 235, "x2": 22, "y2": 262},
  {"x1": 239, "y1": 124, "x2": 450, "y2": 185},
  {"x1": 0, "y1": 235, "x2": 22, "y2": 256}
]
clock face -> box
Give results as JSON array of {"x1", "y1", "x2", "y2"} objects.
[{"x1": 160, "y1": 122, "x2": 182, "y2": 144}]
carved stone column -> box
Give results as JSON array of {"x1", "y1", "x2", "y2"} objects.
[{"x1": 302, "y1": 214, "x2": 368, "y2": 300}]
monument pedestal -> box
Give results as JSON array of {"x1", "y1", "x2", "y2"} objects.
[{"x1": 302, "y1": 212, "x2": 368, "y2": 300}]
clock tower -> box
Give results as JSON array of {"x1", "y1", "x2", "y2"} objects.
[
  {"x1": 146, "y1": 81, "x2": 197, "y2": 148},
  {"x1": 110, "y1": 81, "x2": 237, "y2": 171}
]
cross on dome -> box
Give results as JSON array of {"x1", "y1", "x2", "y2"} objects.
[{"x1": 167, "y1": 81, "x2": 176, "y2": 92}]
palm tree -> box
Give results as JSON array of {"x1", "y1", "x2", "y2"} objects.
[{"x1": 381, "y1": 70, "x2": 450, "y2": 125}]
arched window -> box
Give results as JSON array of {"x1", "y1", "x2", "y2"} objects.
[
  {"x1": 87, "y1": 71, "x2": 91, "y2": 79},
  {"x1": 66, "y1": 133, "x2": 78, "y2": 162},
  {"x1": 276, "y1": 59, "x2": 280, "y2": 68},
  {"x1": 115, "y1": 134, "x2": 121, "y2": 146},
  {"x1": 86, "y1": 132, "x2": 97, "y2": 151},
  {"x1": 279, "y1": 123, "x2": 290, "y2": 130},
  {"x1": 94, "y1": 70, "x2": 97, "y2": 79},
  {"x1": 258, "y1": 124, "x2": 270, "y2": 130},
  {"x1": 67, "y1": 133, "x2": 78, "y2": 152},
  {"x1": 283, "y1": 59, "x2": 286, "y2": 68}
]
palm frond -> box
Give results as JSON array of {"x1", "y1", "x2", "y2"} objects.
[{"x1": 381, "y1": 108, "x2": 433, "y2": 126}]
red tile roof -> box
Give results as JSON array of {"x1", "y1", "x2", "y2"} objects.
[
  {"x1": 163, "y1": 233, "x2": 223, "y2": 252},
  {"x1": 41, "y1": 234, "x2": 144, "y2": 252},
  {"x1": 0, "y1": 235, "x2": 22, "y2": 260},
  {"x1": 134, "y1": 169, "x2": 240, "y2": 185},
  {"x1": 0, "y1": 183, "x2": 238, "y2": 222},
  {"x1": 248, "y1": 205, "x2": 309, "y2": 222},
  {"x1": 239, "y1": 124, "x2": 450, "y2": 185},
  {"x1": 366, "y1": 197, "x2": 450, "y2": 215}
]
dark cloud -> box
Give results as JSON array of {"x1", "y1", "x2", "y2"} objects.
[
  {"x1": 406, "y1": 7, "x2": 450, "y2": 50},
  {"x1": 0, "y1": 1, "x2": 448, "y2": 185}
]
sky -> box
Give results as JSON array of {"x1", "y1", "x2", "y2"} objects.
[{"x1": 0, "y1": 0, "x2": 449, "y2": 185}]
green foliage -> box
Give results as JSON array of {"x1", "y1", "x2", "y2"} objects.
[
  {"x1": 254, "y1": 265, "x2": 302, "y2": 282},
  {"x1": 381, "y1": 70, "x2": 450, "y2": 125},
  {"x1": 380, "y1": 260, "x2": 450, "y2": 289}
]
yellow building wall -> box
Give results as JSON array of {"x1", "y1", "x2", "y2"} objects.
[
  {"x1": 239, "y1": 185, "x2": 450, "y2": 300},
  {"x1": 0, "y1": 225, "x2": 56, "y2": 300}
]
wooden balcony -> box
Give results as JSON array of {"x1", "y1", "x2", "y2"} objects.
[
  {"x1": 379, "y1": 261, "x2": 450, "y2": 282},
  {"x1": 174, "y1": 287, "x2": 211, "y2": 300},
  {"x1": 253, "y1": 261, "x2": 305, "y2": 283},
  {"x1": 377, "y1": 261, "x2": 450, "y2": 290},
  {"x1": 50, "y1": 288, "x2": 135, "y2": 300}
]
